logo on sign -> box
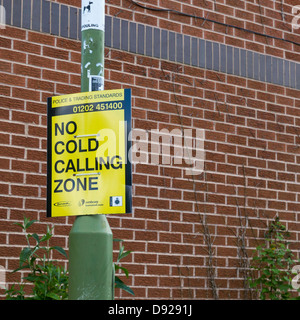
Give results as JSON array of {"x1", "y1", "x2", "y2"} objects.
[
  {"x1": 78, "y1": 199, "x2": 85, "y2": 207},
  {"x1": 110, "y1": 196, "x2": 123, "y2": 207},
  {"x1": 54, "y1": 201, "x2": 72, "y2": 207}
]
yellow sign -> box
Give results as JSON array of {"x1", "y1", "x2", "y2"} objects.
[{"x1": 47, "y1": 89, "x2": 132, "y2": 217}]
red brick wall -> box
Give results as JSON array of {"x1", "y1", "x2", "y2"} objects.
[
  {"x1": 55, "y1": 0, "x2": 300, "y2": 60},
  {"x1": 0, "y1": 0, "x2": 300, "y2": 299}
]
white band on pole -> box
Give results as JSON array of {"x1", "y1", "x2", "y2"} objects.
[{"x1": 82, "y1": 0, "x2": 105, "y2": 31}]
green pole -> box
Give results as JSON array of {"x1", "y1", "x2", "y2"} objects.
[{"x1": 68, "y1": 0, "x2": 114, "y2": 300}]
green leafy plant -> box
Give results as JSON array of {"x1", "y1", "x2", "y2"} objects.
[
  {"x1": 113, "y1": 239, "x2": 134, "y2": 296},
  {"x1": 5, "y1": 217, "x2": 68, "y2": 300},
  {"x1": 5, "y1": 217, "x2": 134, "y2": 299},
  {"x1": 249, "y1": 216, "x2": 300, "y2": 300}
]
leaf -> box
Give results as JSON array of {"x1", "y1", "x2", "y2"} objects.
[
  {"x1": 115, "y1": 265, "x2": 129, "y2": 278},
  {"x1": 278, "y1": 284, "x2": 291, "y2": 292},
  {"x1": 118, "y1": 250, "x2": 132, "y2": 262},
  {"x1": 46, "y1": 292, "x2": 61, "y2": 300},
  {"x1": 113, "y1": 238, "x2": 123, "y2": 242},
  {"x1": 14, "y1": 222, "x2": 25, "y2": 230},
  {"x1": 46, "y1": 225, "x2": 54, "y2": 236},
  {"x1": 12, "y1": 264, "x2": 30, "y2": 273},
  {"x1": 24, "y1": 219, "x2": 38, "y2": 230},
  {"x1": 29, "y1": 256, "x2": 37, "y2": 267},
  {"x1": 115, "y1": 276, "x2": 134, "y2": 296},
  {"x1": 263, "y1": 270, "x2": 270, "y2": 276},
  {"x1": 23, "y1": 274, "x2": 40, "y2": 283},
  {"x1": 40, "y1": 233, "x2": 52, "y2": 243},
  {"x1": 19, "y1": 247, "x2": 32, "y2": 267},
  {"x1": 117, "y1": 244, "x2": 124, "y2": 262},
  {"x1": 31, "y1": 233, "x2": 40, "y2": 244},
  {"x1": 50, "y1": 246, "x2": 68, "y2": 258}
]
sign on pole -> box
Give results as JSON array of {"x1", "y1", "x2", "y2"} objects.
[{"x1": 47, "y1": 88, "x2": 132, "y2": 217}]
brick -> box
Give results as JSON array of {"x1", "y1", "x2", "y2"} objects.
[
  {"x1": 0, "y1": 196, "x2": 23, "y2": 208},
  {"x1": 28, "y1": 54, "x2": 55, "y2": 69},
  {"x1": 161, "y1": 189, "x2": 182, "y2": 199},
  {"x1": 0, "y1": 72, "x2": 25, "y2": 87},
  {"x1": 42, "y1": 47, "x2": 69, "y2": 60},
  {"x1": 13, "y1": 40, "x2": 41, "y2": 55},
  {"x1": 25, "y1": 198, "x2": 46, "y2": 210},
  {"x1": 13, "y1": 64, "x2": 41, "y2": 78},
  {"x1": 121, "y1": 218, "x2": 145, "y2": 230},
  {"x1": 56, "y1": 60, "x2": 80, "y2": 74},
  {"x1": 25, "y1": 174, "x2": 46, "y2": 185},
  {"x1": 148, "y1": 198, "x2": 170, "y2": 210},
  {"x1": 27, "y1": 78, "x2": 55, "y2": 92},
  {"x1": 11, "y1": 159, "x2": 39, "y2": 174},
  {"x1": 42, "y1": 70, "x2": 69, "y2": 83},
  {"x1": 12, "y1": 87, "x2": 40, "y2": 101},
  {"x1": 11, "y1": 185, "x2": 39, "y2": 197},
  {"x1": 0, "y1": 26, "x2": 26, "y2": 39},
  {"x1": 0, "y1": 62, "x2": 12, "y2": 75},
  {"x1": 0, "y1": 48, "x2": 26, "y2": 63},
  {"x1": 11, "y1": 135, "x2": 39, "y2": 148},
  {"x1": 147, "y1": 220, "x2": 169, "y2": 232},
  {"x1": 55, "y1": 83, "x2": 79, "y2": 94},
  {"x1": 0, "y1": 37, "x2": 12, "y2": 49},
  {"x1": 11, "y1": 110, "x2": 39, "y2": 124},
  {"x1": 28, "y1": 32, "x2": 55, "y2": 46},
  {"x1": 56, "y1": 38, "x2": 81, "y2": 52}
]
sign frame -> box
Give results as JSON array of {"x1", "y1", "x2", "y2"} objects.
[{"x1": 47, "y1": 89, "x2": 132, "y2": 218}]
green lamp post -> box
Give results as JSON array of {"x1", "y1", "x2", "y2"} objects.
[{"x1": 68, "y1": 0, "x2": 114, "y2": 300}]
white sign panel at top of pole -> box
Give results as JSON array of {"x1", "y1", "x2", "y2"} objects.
[{"x1": 82, "y1": 0, "x2": 105, "y2": 31}]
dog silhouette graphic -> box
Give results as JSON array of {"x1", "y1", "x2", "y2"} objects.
[{"x1": 83, "y1": 1, "x2": 93, "y2": 13}]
